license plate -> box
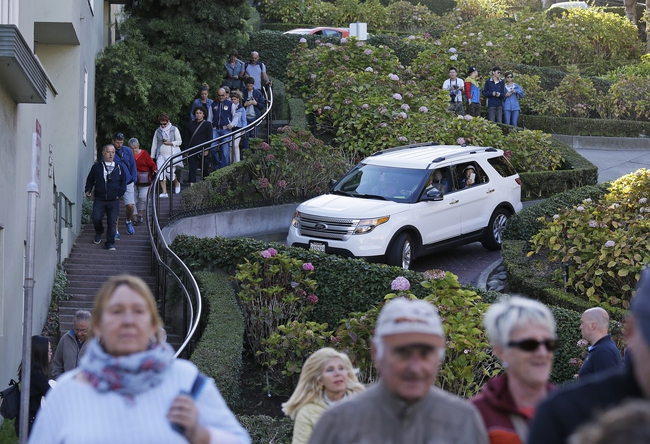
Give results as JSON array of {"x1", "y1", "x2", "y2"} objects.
[{"x1": 309, "y1": 241, "x2": 326, "y2": 253}]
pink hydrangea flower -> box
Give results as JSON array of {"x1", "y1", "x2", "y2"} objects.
[
  {"x1": 364, "y1": 49, "x2": 373, "y2": 55},
  {"x1": 356, "y1": 41, "x2": 364, "y2": 47},
  {"x1": 259, "y1": 142, "x2": 270, "y2": 151},
  {"x1": 398, "y1": 136, "x2": 408, "y2": 142},
  {"x1": 267, "y1": 247, "x2": 278, "y2": 256},
  {"x1": 307, "y1": 294, "x2": 319, "y2": 304},
  {"x1": 302, "y1": 262, "x2": 314, "y2": 271},
  {"x1": 391, "y1": 276, "x2": 411, "y2": 291},
  {"x1": 277, "y1": 180, "x2": 286, "y2": 188},
  {"x1": 456, "y1": 137, "x2": 466, "y2": 145},
  {"x1": 258, "y1": 178, "x2": 269, "y2": 188},
  {"x1": 340, "y1": 37, "x2": 348, "y2": 43},
  {"x1": 265, "y1": 154, "x2": 275, "y2": 161},
  {"x1": 260, "y1": 250, "x2": 271, "y2": 258},
  {"x1": 577, "y1": 339, "x2": 589, "y2": 347}
]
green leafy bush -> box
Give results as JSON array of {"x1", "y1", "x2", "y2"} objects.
[
  {"x1": 236, "y1": 415, "x2": 293, "y2": 443},
  {"x1": 543, "y1": 65, "x2": 597, "y2": 118},
  {"x1": 501, "y1": 130, "x2": 564, "y2": 173},
  {"x1": 235, "y1": 248, "x2": 318, "y2": 358},
  {"x1": 530, "y1": 169, "x2": 650, "y2": 309},
  {"x1": 191, "y1": 271, "x2": 245, "y2": 407},
  {"x1": 598, "y1": 76, "x2": 650, "y2": 121},
  {"x1": 335, "y1": 273, "x2": 499, "y2": 398},
  {"x1": 261, "y1": 321, "x2": 333, "y2": 393}
]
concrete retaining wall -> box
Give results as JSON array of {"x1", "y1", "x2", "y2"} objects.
[
  {"x1": 163, "y1": 203, "x2": 299, "y2": 244},
  {"x1": 553, "y1": 135, "x2": 650, "y2": 151}
]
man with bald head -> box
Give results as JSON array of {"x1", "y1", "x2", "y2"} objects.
[{"x1": 579, "y1": 307, "x2": 623, "y2": 378}]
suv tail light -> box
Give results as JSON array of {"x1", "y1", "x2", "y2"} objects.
[{"x1": 515, "y1": 178, "x2": 522, "y2": 186}]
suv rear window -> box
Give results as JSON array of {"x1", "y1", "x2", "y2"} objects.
[{"x1": 488, "y1": 156, "x2": 518, "y2": 178}]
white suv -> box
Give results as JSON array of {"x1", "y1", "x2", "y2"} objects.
[{"x1": 287, "y1": 143, "x2": 523, "y2": 269}]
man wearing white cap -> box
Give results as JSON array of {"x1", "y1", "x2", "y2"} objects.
[{"x1": 308, "y1": 297, "x2": 488, "y2": 443}]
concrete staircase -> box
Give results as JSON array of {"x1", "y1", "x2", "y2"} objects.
[{"x1": 60, "y1": 192, "x2": 182, "y2": 346}]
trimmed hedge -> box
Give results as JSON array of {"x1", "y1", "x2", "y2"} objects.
[
  {"x1": 236, "y1": 415, "x2": 293, "y2": 443},
  {"x1": 190, "y1": 271, "x2": 245, "y2": 407},
  {"x1": 270, "y1": 77, "x2": 288, "y2": 121},
  {"x1": 517, "y1": 137, "x2": 598, "y2": 200},
  {"x1": 503, "y1": 183, "x2": 609, "y2": 242},
  {"x1": 521, "y1": 115, "x2": 650, "y2": 137},
  {"x1": 287, "y1": 98, "x2": 307, "y2": 129}
]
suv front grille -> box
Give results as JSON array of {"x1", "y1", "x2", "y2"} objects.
[{"x1": 298, "y1": 214, "x2": 359, "y2": 240}]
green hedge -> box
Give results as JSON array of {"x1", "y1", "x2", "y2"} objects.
[
  {"x1": 288, "y1": 98, "x2": 307, "y2": 129},
  {"x1": 504, "y1": 183, "x2": 609, "y2": 242},
  {"x1": 517, "y1": 137, "x2": 598, "y2": 200},
  {"x1": 270, "y1": 77, "x2": 288, "y2": 120},
  {"x1": 521, "y1": 115, "x2": 650, "y2": 137},
  {"x1": 191, "y1": 271, "x2": 245, "y2": 407},
  {"x1": 237, "y1": 415, "x2": 293, "y2": 443}
]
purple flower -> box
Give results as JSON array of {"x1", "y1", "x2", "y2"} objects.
[
  {"x1": 362, "y1": 103, "x2": 370, "y2": 110},
  {"x1": 299, "y1": 38, "x2": 307, "y2": 43},
  {"x1": 277, "y1": 180, "x2": 286, "y2": 188},
  {"x1": 391, "y1": 276, "x2": 411, "y2": 291},
  {"x1": 393, "y1": 93, "x2": 402, "y2": 100},
  {"x1": 486, "y1": 41, "x2": 493, "y2": 47},
  {"x1": 640, "y1": 198, "x2": 648, "y2": 204},
  {"x1": 604, "y1": 240, "x2": 616, "y2": 248},
  {"x1": 325, "y1": 42, "x2": 333, "y2": 47},
  {"x1": 456, "y1": 137, "x2": 466, "y2": 145},
  {"x1": 365, "y1": 67, "x2": 374, "y2": 72},
  {"x1": 259, "y1": 142, "x2": 271, "y2": 151},
  {"x1": 310, "y1": 74, "x2": 317, "y2": 79},
  {"x1": 408, "y1": 35, "x2": 415, "y2": 40},
  {"x1": 398, "y1": 136, "x2": 408, "y2": 142},
  {"x1": 401, "y1": 103, "x2": 410, "y2": 111},
  {"x1": 577, "y1": 206, "x2": 585, "y2": 212},
  {"x1": 396, "y1": 112, "x2": 407, "y2": 119},
  {"x1": 553, "y1": 214, "x2": 559, "y2": 219},
  {"x1": 588, "y1": 220, "x2": 598, "y2": 228},
  {"x1": 260, "y1": 250, "x2": 271, "y2": 258},
  {"x1": 323, "y1": 106, "x2": 332, "y2": 110},
  {"x1": 379, "y1": 122, "x2": 388, "y2": 128},
  {"x1": 356, "y1": 41, "x2": 364, "y2": 47},
  {"x1": 258, "y1": 177, "x2": 269, "y2": 188},
  {"x1": 302, "y1": 262, "x2": 314, "y2": 271},
  {"x1": 364, "y1": 49, "x2": 373, "y2": 55},
  {"x1": 448, "y1": 47, "x2": 457, "y2": 53},
  {"x1": 307, "y1": 294, "x2": 319, "y2": 304},
  {"x1": 577, "y1": 339, "x2": 589, "y2": 347},
  {"x1": 425, "y1": 32, "x2": 430, "y2": 38},
  {"x1": 389, "y1": 74, "x2": 399, "y2": 81},
  {"x1": 341, "y1": 37, "x2": 348, "y2": 43},
  {"x1": 265, "y1": 154, "x2": 275, "y2": 161},
  {"x1": 267, "y1": 247, "x2": 278, "y2": 256},
  {"x1": 419, "y1": 106, "x2": 428, "y2": 113}
]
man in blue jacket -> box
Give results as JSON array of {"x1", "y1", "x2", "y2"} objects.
[
  {"x1": 211, "y1": 88, "x2": 234, "y2": 169},
  {"x1": 85, "y1": 144, "x2": 126, "y2": 250},
  {"x1": 482, "y1": 66, "x2": 505, "y2": 123},
  {"x1": 112, "y1": 132, "x2": 137, "y2": 235},
  {"x1": 578, "y1": 307, "x2": 623, "y2": 378}
]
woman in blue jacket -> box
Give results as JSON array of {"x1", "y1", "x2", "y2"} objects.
[{"x1": 503, "y1": 72, "x2": 525, "y2": 127}]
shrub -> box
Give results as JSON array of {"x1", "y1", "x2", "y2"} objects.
[
  {"x1": 235, "y1": 248, "x2": 319, "y2": 358},
  {"x1": 191, "y1": 271, "x2": 245, "y2": 407},
  {"x1": 543, "y1": 65, "x2": 597, "y2": 118},
  {"x1": 530, "y1": 169, "x2": 650, "y2": 310},
  {"x1": 599, "y1": 76, "x2": 650, "y2": 121},
  {"x1": 501, "y1": 130, "x2": 564, "y2": 173},
  {"x1": 520, "y1": 115, "x2": 650, "y2": 137},
  {"x1": 261, "y1": 320, "x2": 333, "y2": 393},
  {"x1": 236, "y1": 415, "x2": 293, "y2": 443},
  {"x1": 287, "y1": 98, "x2": 307, "y2": 129},
  {"x1": 335, "y1": 273, "x2": 499, "y2": 398}
]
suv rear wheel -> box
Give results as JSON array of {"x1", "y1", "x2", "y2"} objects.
[
  {"x1": 482, "y1": 208, "x2": 510, "y2": 250},
  {"x1": 386, "y1": 232, "x2": 413, "y2": 269}
]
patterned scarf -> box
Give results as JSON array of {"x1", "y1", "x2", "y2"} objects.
[{"x1": 79, "y1": 337, "x2": 174, "y2": 401}]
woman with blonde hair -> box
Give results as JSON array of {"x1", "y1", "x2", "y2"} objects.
[
  {"x1": 282, "y1": 347, "x2": 364, "y2": 444},
  {"x1": 28, "y1": 275, "x2": 249, "y2": 444}
]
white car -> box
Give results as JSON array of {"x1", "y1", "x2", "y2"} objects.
[{"x1": 287, "y1": 143, "x2": 523, "y2": 269}]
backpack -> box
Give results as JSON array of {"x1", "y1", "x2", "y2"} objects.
[{"x1": 0, "y1": 379, "x2": 20, "y2": 419}]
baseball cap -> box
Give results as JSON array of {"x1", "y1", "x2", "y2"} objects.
[
  {"x1": 631, "y1": 267, "x2": 650, "y2": 342},
  {"x1": 113, "y1": 132, "x2": 124, "y2": 140},
  {"x1": 375, "y1": 298, "x2": 444, "y2": 339},
  {"x1": 468, "y1": 66, "x2": 477, "y2": 75}
]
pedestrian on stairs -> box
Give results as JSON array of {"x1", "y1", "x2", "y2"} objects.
[{"x1": 84, "y1": 144, "x2": 126, "y2": 251}]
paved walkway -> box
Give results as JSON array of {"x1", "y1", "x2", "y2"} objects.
[{"x1": 576, "y1": 148, "x2": 650, "y2": 183}]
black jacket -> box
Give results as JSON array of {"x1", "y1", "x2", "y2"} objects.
[
  {"x1": 528, "y1": 366, "x2": 643, "y2": 444},
  {"x1": 85, "y1": 161, "x2": 126, "y2": 201},
  {"x1": 578, "y1": 334, "x2": 623, "y2": 379}
]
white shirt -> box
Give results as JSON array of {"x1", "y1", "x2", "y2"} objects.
[{"x1": 442, "y1": 78, "x2": 465, "y2": 102}]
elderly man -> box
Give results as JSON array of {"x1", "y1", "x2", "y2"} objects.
[
  {"x1": 211, "y1": 88, "x2": 234, "y2": 169},
  {"x1": 529, "y1": 268, "x2": 650, "y2": 444},
  {"x1": 240, "y1": 51, "x2": 269, "y2": 90},
  {"x1": 579, "y1": 307, "x2": 623, "y2": 378},
  {"x1": 52, "y1": 310, "x2": 91, "y2": 379},
  {"x1": 308, "y1": 298, "x2": 488, "y2": 443}
]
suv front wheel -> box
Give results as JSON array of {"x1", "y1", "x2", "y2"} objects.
[
  {"x1": 386, "y1": 232, "x2": 413, "y2": 269},
  {"x1": 482, "y1": 208, "x2": 510, "y2": 250}
]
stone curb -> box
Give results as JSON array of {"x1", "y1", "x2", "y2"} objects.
[{"x1": 477, "y1": 258, "x2": 504, "y2": 292}]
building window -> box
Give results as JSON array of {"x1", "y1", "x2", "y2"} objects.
[{"x1": 0, "y1": 0, "x2": 19, "y2": 25}]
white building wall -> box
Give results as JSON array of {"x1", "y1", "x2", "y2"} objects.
[{"x1": 0, "y1": 0, "x2": 105, "y2": 403}]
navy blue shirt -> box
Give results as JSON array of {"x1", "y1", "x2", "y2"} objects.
[
  {"x1": 211, "y1": 99, "x2": 233, "y2": 128},
  {"x1": 578, "y1": 334, "x2": 623, "y2": 379}
]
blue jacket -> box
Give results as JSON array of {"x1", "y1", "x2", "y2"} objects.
[
  {"x1": 212, "y1": 99, "x2": 234, "y2": 128},
  {"x1": 243, "y1": 88, "x2": 266, "y2": 120},
  {"x1": 114, "y1": 146, "x2": 136, "y2": 185},
  {"x1": 233, "y1": 105, "x2": 247, "y2": 128},
  {"x1": 503, "y1": 83, "x2": 524, "y2": 112},
  {"x1": 85, "y1": 161, "x2": 126, "y2": 201},
  {"x1": 464, "y1": 77, "x2": 481, "y2": 105},
  {"x1": 482, "y1": 79, "x2": 506, "y2": 108},
  {"x1": 189, "y1": 98, "x2": 214, "y2": 122}
]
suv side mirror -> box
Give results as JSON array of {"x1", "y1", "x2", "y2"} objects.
[
  {"x1": 328, "y1": 179, "x2": 338, "y2": 190},
  {"x1": 422, "y1": 188, "x2": 444, "y2": 202}
]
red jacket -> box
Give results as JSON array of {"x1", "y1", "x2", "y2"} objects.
[{"x1": 470, "y1": 373, "x2": 554, "y2": 444}]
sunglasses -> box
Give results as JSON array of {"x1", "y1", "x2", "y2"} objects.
[{"x1": 508, "y1": 338, "x2": 559, "y2": 352}]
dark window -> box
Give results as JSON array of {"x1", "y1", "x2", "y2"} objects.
[{"x1": 488, "y1": 155, "x2": 518, "y2": 177}]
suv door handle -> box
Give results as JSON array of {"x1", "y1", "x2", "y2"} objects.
[
  {"x1": 486, "y1": 188, "x2": 496, "y2": 194},
  {"x1": 450, "y1": 199, "x2": 459, "y2": 205}
]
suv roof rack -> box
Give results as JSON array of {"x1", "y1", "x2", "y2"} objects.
[
  {"x1": 428, "y1": 146, "x2": 499, "y2": 168},
  {"x1": 371, "y1": 142, "x2": 438, "y2": 156}
]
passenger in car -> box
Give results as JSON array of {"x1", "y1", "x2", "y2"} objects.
[
  {"x1": 460, "y1": 165, "x2": 477, "y2": 188},
  {"x1": 426, "y1": 170, "x2": 449, "y2": 193}
]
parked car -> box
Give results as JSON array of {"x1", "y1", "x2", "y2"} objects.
[
  {"x1": 283, "y1": 27, "x2": 350, "y2": 38},
  {"x1": 287, "y1": 143, "x2": 523, "y2": 269},
  {"x1": 548, "y1": 1, "x2": 588, "y2": 10}
]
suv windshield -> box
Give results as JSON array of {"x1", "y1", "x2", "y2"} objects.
[{"x1": 333, "y1": 164, "x2": 429, "y2": 202}]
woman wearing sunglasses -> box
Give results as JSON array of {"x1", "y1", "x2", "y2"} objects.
[{"x1": 471, "y1": 297, "x2": 557, "y2": 444}]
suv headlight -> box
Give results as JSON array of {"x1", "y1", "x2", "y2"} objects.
[
  {"x1": 354, "y1": 216, "x2": 390, "y2": 234},
  {"x1": 292, "y1": 211, "x2": 301, "y2": 227}
]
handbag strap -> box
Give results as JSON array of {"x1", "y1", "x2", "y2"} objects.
[{"x1": 189, "y1": 372, "x2": 207, "y2": 399}]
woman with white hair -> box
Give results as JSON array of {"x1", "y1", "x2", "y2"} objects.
[
  {"x1": 470, "y1": 296, "x2": 557, "y2": 444},
  {"x1": 282, "y1": 348, "x2": 364, "y2": 444}
]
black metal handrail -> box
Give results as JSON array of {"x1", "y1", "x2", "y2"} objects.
[{"x1": 146, "y1": 86, "x2": 274, "y2": 358}]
